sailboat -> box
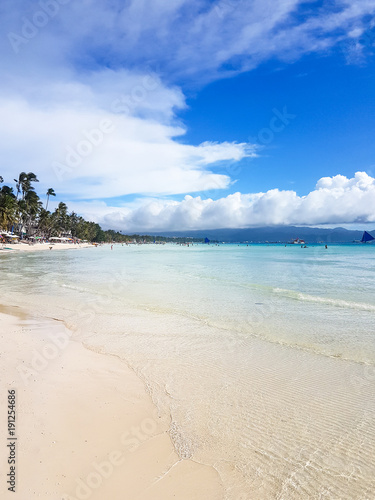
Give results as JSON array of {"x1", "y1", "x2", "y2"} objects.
[{"x1": 361, "y1": 231, "x2": 375, "y2": 243}]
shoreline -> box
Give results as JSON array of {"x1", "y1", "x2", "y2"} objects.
[
  {"x1": 0, "y1": 306, "x2": 223, "y2": 499},
  {"x1": 0, "y1": 242, "x2": 95, "y2": 254},
  {"x1": 1, "y1": 244, "x2": 375, "y2": 498}
]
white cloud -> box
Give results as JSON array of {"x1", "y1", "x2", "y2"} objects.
[
  {"x1": 1, "y1": 0, "x2": 375, "y2": 216},
  {"x1": 65, "y1": 172, "x2": 375, "y2": 231},
  {"x1": 0, "y1": 73, "x2": 256, "y2": 199},
  {"x1": 2, "y1": 1, "x2": 375, "y2": 84}
]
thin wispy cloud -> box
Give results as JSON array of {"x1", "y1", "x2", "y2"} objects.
[{"x1": 4, "y1": 1, "x2": 375, "y2": 81}]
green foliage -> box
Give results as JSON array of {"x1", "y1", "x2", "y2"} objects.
[
  {"x1": 0, "y1": 184, "x2": 17, "y2": 230},
  {"x1": 0, "y1": 173, "x2": 204, "y2": 243},
  {"x1": 45, "y1": 188, "x2": 56, "y2": 210}
]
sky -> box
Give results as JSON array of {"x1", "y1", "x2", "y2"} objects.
[{"x1": 1, "y1": 0, "x2": 375, "y2": 232}]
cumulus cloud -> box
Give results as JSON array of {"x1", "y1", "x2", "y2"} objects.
[
  {"x1": 65, "y1": 172, "x2": 375, "y2": 231},
  {"x1": 0, "y1": 73, "x2": 256, "y2": 199}
]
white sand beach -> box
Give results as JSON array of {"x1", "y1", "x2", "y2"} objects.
[
  {"x1": 1, "y1": 244, "x2": 375, "y2": 499},
  {"x1": 0, "y1": 242, "x2": 94, "y2": 254},
  {"x1": 2, "y1": 0, "x2": 375, "y2": 497},
  {"x1": 0, "y1": 307, "x2": 223, "y2": 499}
]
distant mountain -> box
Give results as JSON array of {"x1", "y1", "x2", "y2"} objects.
[{"x1": 146, "y1": 226, "x2": 373, "y2": 243}]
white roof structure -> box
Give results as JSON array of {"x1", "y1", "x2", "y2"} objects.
[{"x1": 0, "y1": 232, "x2": 19, "y2": 237}]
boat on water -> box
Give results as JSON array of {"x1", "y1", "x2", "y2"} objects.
[
  {"x1": 361, "y1": 231, "x2": 375, "y2": 243},
  {"x1": 289, "y1": 237, "x2": 306, "y2": 245}
]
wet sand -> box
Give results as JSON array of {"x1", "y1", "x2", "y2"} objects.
[
  {"x1": 0, "y1": 310, "x2": 223, "y2": 499},
  {"x1": 1, "y1": 244, "x2": 375, "y2": 499}
]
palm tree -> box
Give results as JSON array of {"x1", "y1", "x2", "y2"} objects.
[
  {"x1": 1, "y1": 185, "x2": 15, "y2": 197},
  {"x1": 22, "y1": 172, "x2": 39, "y2": 199},
  {"x1": 0, "y1": 185, "x2": 17, "y2": 231},
  {"x1": 22, "y1": 190, "x2": 42, "y2": 235},
  {"x1": 38, "y1": 208, "x2": 55, "y2": 238},
  {"x1": 14, "y1": 172, "x2": 26, "y2": 200},
  {"x1": 14, "y1": 172, "x2": 39, "y2": 200},
  {"x1": 55, "y1": 202, "x2": 69, "y2": 233},
  {"x1": 45, "y1": 188, "x2": 56, "y2": 210}
]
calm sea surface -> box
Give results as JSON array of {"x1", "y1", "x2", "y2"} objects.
[{"x1": 1, "y1": 243, "x2": 375, "y2": 498}]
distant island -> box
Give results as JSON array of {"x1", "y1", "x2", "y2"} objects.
[{"x1": 141, "y1": 226, "x2": 375, "y2": 244}]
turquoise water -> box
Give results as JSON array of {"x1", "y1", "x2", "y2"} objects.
[
  {"x1": 1, "y1": 243, "x2": 375, "y2": 498},
  {"x1": 2, "y1": 243, "x2": 374, "y2": 363}
]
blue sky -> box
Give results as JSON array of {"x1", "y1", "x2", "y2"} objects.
[
  {"x1": 1, "y1": 0, "x2": 375, "y2": 230},
  {"x1": 181, "y1": 54, "x2": 375, "y2": 195}
]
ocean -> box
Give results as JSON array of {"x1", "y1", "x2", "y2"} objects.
[{"x1": 1, "y1": 243, "x2": 374, "y2": 498}]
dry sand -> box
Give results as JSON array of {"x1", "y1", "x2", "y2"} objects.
[
  {"x1": 0, "y1": 242, "x2": 94, "y2": 253},
  {"x1": 0, "y1": 307, "x2": 223, "y2": 499}
]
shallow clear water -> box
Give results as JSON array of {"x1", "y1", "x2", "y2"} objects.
[
  {"x1": 3, "y1": 243, "x2": 374, "y2": 362},
  {"x1": 1, "y1": 243, "x2": 375, "y2": 498}
]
